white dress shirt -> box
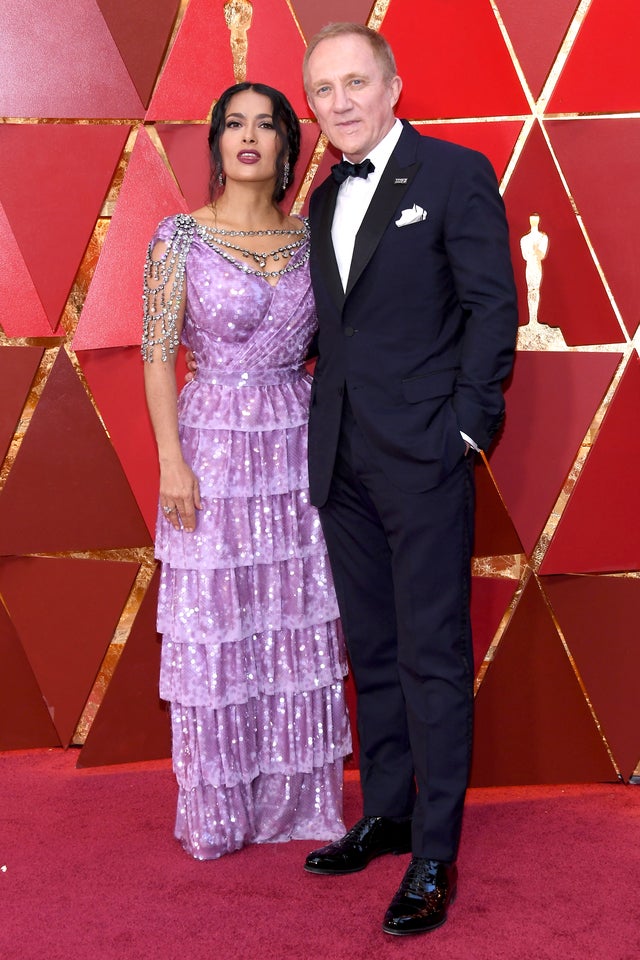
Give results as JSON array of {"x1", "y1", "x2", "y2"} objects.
[{"x1": 331, "y1": 119, "x2": 403, "y2": 291}]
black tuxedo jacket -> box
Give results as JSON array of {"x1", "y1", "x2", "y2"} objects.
[{"x1": 307, "y1": 120, "x2": 518, "y2": 507}]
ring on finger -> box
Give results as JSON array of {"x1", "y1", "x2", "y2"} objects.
[{"x1": 163, "y1": 505, "x2": 176, "y2": 515}]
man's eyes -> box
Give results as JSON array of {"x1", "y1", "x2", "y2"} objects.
[{"x1": 315, "y1": 79, "x2": 364, "y2": 96}]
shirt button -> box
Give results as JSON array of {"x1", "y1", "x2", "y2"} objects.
[{"x1": 344, "y1": 325, "x2": 355, "y2": 337}]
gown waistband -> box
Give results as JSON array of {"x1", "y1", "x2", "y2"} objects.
[{"x1": 195, "y1": 365, "x2": 307, "y2": 386}]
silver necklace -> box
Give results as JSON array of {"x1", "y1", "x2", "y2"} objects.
[
  {"x1": 209, "y1": 225, "x2": 306, "y2": 237},
  {"x1": 196, "y1": 221, "x2": 309, "y2": 278},
  {"x1": 205, "y1": 233, "x2": 306, "y2": 269}
]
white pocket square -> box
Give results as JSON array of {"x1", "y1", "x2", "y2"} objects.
[{"x1": 395, "y1": 204, "x2": 427, "y2": 227}]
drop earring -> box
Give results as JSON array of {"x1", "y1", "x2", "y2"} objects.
[{"x1": 282, "y1": 160, "x2": 290, "y2": 191}]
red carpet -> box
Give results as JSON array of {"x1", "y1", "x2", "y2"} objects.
[{"x1": 2, "y1": 750, "x2": 639, "y2": 960}]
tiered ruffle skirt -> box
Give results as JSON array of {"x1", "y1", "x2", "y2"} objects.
[{"x1": 155, "y1": 370, "x2": 351, "y2": 859}]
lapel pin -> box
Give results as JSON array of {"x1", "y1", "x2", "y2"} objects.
[{"x1": 394, "y1": 178, "x2": 408, "y2": 184}]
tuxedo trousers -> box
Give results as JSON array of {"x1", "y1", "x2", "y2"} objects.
[{"x1": 318, "y1": 399, "x2": 475, "y2": 862}]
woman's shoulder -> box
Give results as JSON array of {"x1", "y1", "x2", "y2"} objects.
[
  {"x1": 287, "y1": 213, "x2": 309, "y2": 230},
  {"x1": 150, "y1": 212, "x2": 197, "y2": 247},
  {"x1": 285, "y1": 214, "x2": 310, "y2": 244}
]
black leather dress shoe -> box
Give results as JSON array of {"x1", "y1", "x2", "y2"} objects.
[
  {"x1": 382, "y1": 857, "x2": 457, "y2": 935},
  {"x1": 304, "y1": 816, "x2": 412, "y2": 875}
]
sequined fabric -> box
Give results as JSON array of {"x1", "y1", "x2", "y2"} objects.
[{"x1": 147, "y1": 215, "x2": 351, "y2": 860}]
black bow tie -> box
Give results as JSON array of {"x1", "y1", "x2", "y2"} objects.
[{"x1": 331, "y1": 158, "x2": 375, "y2": 185}]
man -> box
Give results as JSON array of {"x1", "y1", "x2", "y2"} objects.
[{"x1": 301, "y1": 23, "x2": 518, "y2": 936}]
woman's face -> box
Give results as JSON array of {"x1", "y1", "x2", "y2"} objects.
[{"x1": 219, "y1": 89, "x2": 281, "y2": 189}]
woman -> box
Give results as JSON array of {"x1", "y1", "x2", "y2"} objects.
[{"x1": 142, "y1": 82, "x2": 351, "y2": 860}]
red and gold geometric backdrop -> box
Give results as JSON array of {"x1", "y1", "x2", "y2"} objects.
[{"x1": 1, "y1": 0, "x2": 639, "y2": 784}]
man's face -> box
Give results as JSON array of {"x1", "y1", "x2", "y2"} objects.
[{"x1": 305, "y1": 34, "x2": 402, "y2": 163}]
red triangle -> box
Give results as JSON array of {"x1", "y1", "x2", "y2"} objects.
[
  {"x1": 147, "y1": 0, "x2": 309, "y2": 121},
  {"x1": 420, "y1": 121, "x2": 523, "y2": 183},
  {"x1": 155, "y1": 123, "x2": 212, "y2": 210},
  {"x1": 547, "y1": 118, "x2": 640, "y2": 339},
  {"x1": 291, "y1": 0, "x2": 373, "y2": 42},
  {"x1": 471, "y1": 576, "x2": 519, "y2": 676},
  {"x1": 0, "y1": 350, "x2": 151, "y2": 554},
  {"x1": 0, "y1": 601, "x2": 60, "y2": 750},
  {"x1": 503, "y1": 122, "x2": 623, "y2": 346},
  {"x1": 0, "y1": 0, "x2": 143, "y2": 118},
  {"x1": 548, "y1": 0, "x2": 640, "y2": 114},
  {"x1": 496, "y1": 0, "x2": 578, "y2": 99},
  {"x1": 245, "y1": 0, "x2": 311, "y2": 119},
  {"x1": 0, "y1": 124, "x2": 130, "y2": 329},
  {"x1": 73, "y1": 127, "x2": 187, "y2": 351},
  {"x1": 541, "y1": 357, "x2": 640, "y2": 574},
  {"x1": 146, "y1": 0, "x2": 238, "y2": 121},
  {"x1": 471, "y1": 577, "x2": 616, "y2": 786},
  {"x1": 0, "y1": 203, "x2": 52, "y2": 338},
  {"x1": 0, "y1": 346, "x2": 44, "y2": 464},
  {"x1": 96, "y1": 0, "x2": 180, "y2": 107},
  {"x1": 473, "y1": 457, "x2": 523, "y2": 559},
  {"x1": 0, "y1": 557, "x2": 139, "y2": 747},
  {"x1": 543, "y1": 574, "x2": 640, "y2": 781},
  {"x1": 488, "y1": 351, "x2": 621, "y2": 555},
  {"x1": 77, "y1": 346, "x2": 189, "y2": 537},
  {"x1": 381, "y1": 0, "x2": 529, "y2": 119},
  {"x1": 79, "y1": 567, "x2": 171, "y2": 766}
]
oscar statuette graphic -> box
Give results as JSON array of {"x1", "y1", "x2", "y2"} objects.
[
  {"x1": 518, "y1": 214, "x2": 566, "y2": 350},
  {"x1": 224, "y1": 0, "x2": 253, "y2": 82}
]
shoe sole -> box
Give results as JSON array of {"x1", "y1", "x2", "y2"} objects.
[
  {"x1": 382, "y1": 887, "x2": 457, "y2": 935},
  {"x1": 382, "y1": 914, "x2": 448, "y2": 936},
  {"x1": 304, "y1": 846, "x2": 411, "y2": 875}
]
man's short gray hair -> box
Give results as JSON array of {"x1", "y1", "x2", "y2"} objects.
[{"x1": 303, "y1": 22, "x2": 398, "y2": 93}]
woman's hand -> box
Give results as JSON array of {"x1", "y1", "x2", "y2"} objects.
[
  {"x1": 184, "y1": 349, "x2": 197, "y2": 382},
  {"x1": 159, "y1": 457, "x2": 202, "y2": 532}
]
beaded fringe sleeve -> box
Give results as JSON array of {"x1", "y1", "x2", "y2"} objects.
[{"x1": 141, "y1": 214, "x2": 196, "y2": 363}]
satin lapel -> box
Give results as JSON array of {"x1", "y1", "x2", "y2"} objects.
[
  {"x1": 346, "y1": 154, "x2": 420, "y2": 298},
  {"x1": 313, "y1": 179, "x2": 344, "y2": 309}
]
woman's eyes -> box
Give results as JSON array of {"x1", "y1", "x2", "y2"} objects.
[{"x1": 225, "y1": 120, "x2": 275, "y2": 129}]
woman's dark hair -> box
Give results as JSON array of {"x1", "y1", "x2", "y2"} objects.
[{"x1": 208, "y1": 82, "x2": 301, "y2": 204}]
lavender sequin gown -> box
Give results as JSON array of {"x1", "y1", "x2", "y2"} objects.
[{"x1": 149, "y1": 214, "x2": 351, "y2": 860}]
